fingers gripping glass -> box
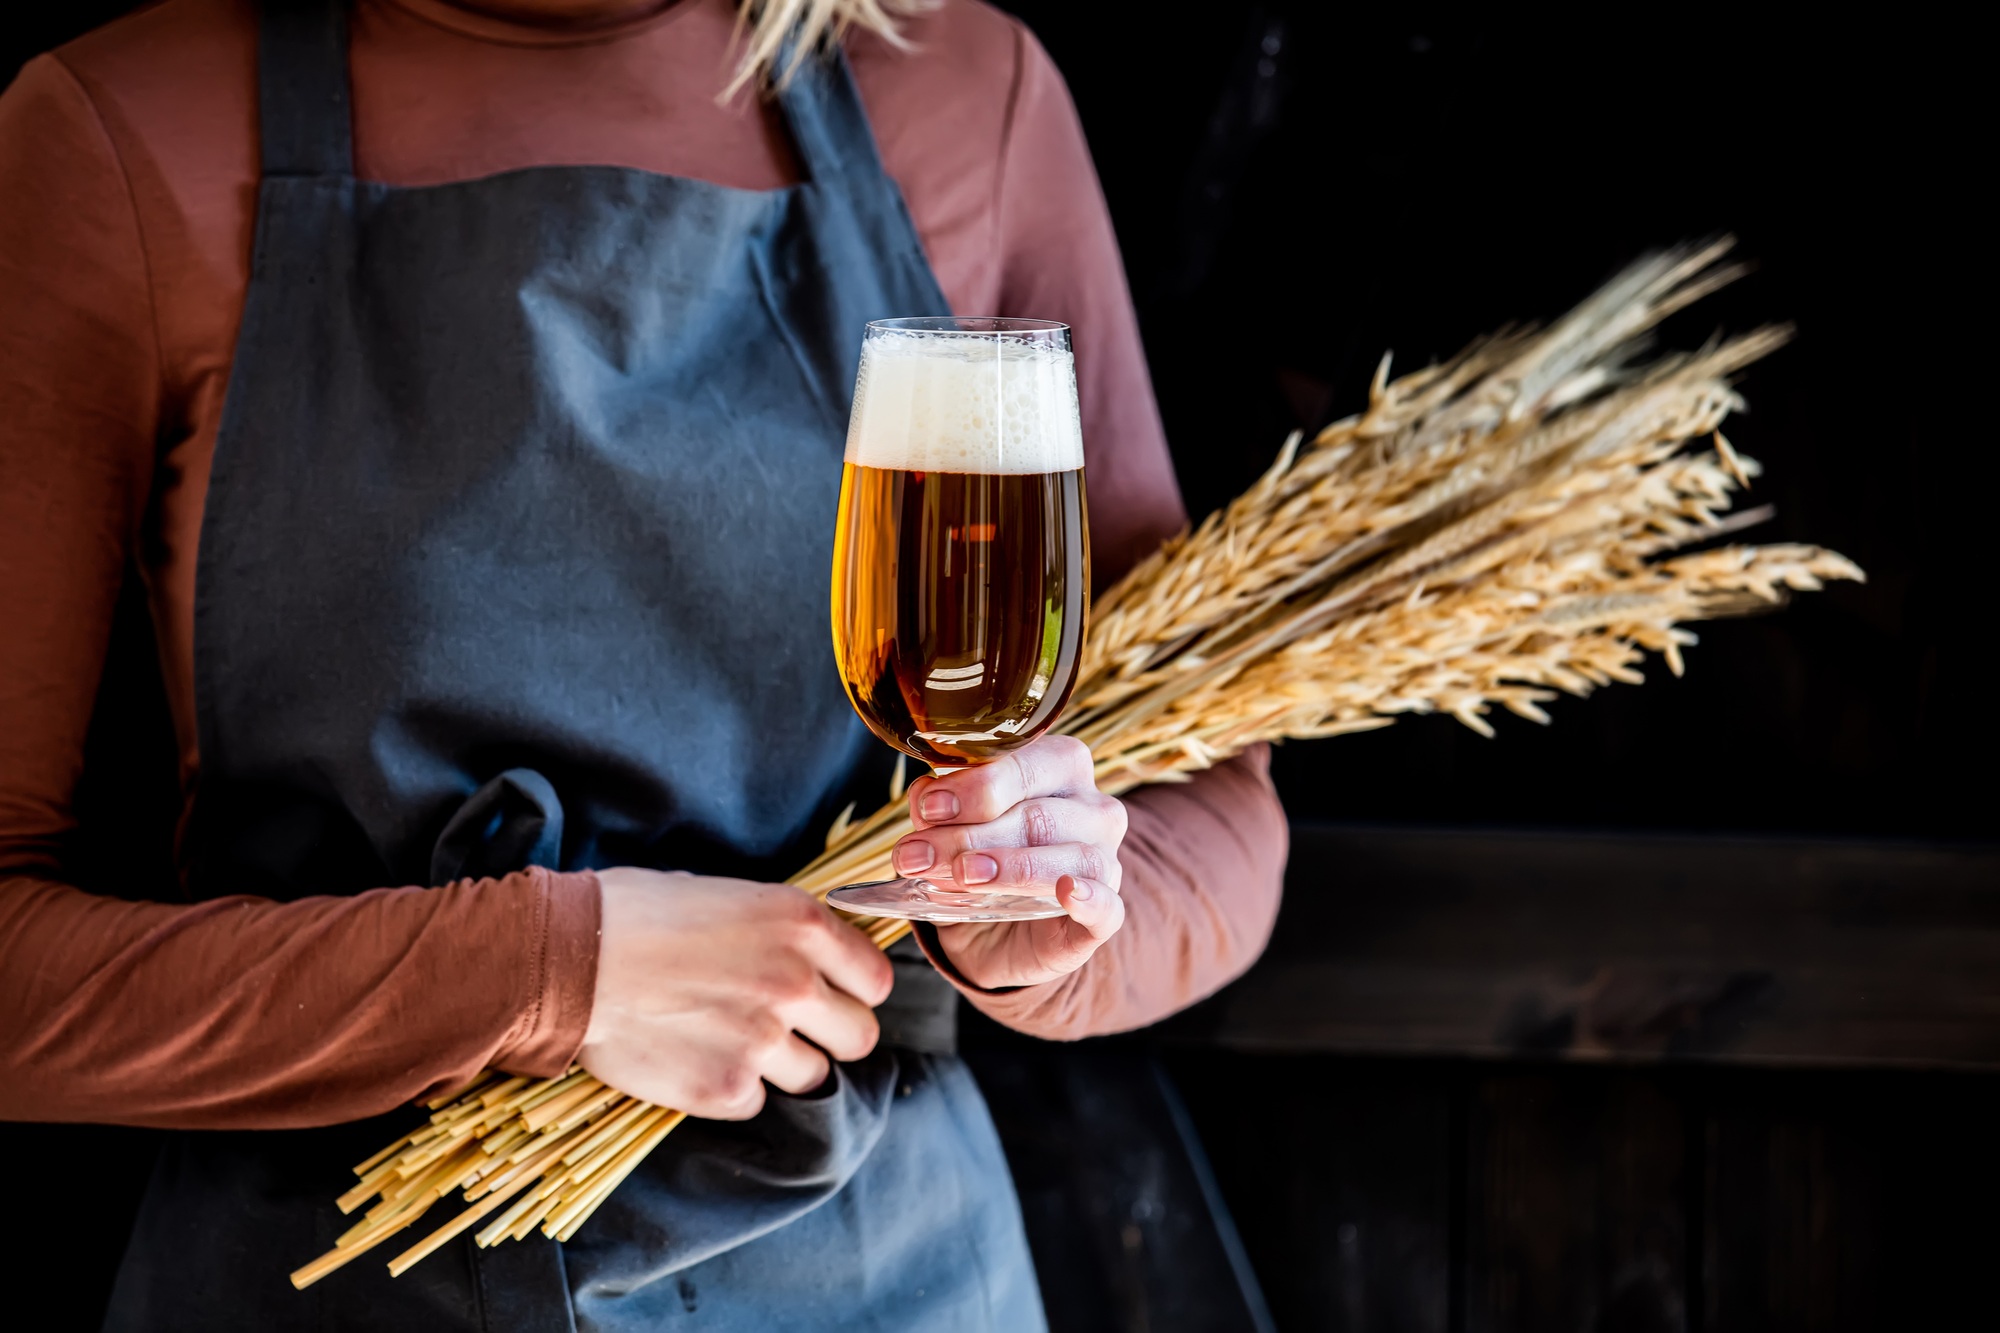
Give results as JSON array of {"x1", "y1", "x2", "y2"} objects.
[{"x1": 826, "y1": 318, "x2": 1090, "y2": 922}]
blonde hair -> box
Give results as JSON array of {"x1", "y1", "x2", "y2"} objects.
[{"x1": 726, "y1": 0, "x2": 935, "y2": 98}]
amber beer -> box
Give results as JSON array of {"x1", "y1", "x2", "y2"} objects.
[
  {"x1": 833, "y1": 463, "x2": 1087, "y2": 766},
  {"x1": 830, "y1": 325, "x2": 1089, "y2": 768}
]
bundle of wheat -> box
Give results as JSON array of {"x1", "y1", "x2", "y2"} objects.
[{"x1": 290, "y1": 238, "x2": 1860, "y2": 1289}]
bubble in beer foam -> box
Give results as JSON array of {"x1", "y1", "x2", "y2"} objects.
[{"x1": 845, "y1": 331, "x2": 1085, "y2": 474}]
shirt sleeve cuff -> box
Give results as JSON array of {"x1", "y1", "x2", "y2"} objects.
[
  {"x1": 493, "y1": 868, "x2": 602, "y2": 1077},
  {"x1": 911, "y1": 920, "x2": 1089, "y2": 1034},
  {"x1": 909, "y1": 920, "x2": 1017, "y2": 994}
]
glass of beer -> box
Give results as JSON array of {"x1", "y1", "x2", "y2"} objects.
[{"x1": 825, "y1": 317, "x2": 1089, "y2": 922}]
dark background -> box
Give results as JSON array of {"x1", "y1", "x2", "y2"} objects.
[
  {"x1": 5, "y1": 3, "x2": 1994, "y2": 1331},
  {"x1": 990, "y1": 1, "x2": 1990, "y2": 842}
]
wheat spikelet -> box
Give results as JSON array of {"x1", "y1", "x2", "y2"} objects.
[{"x1": 291, "y1": 238, "x2": 1861, "y2": 1289}]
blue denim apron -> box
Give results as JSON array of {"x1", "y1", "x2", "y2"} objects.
[{"x1": 100, "y1": 1, "x2": 1044, "y2": 1328}]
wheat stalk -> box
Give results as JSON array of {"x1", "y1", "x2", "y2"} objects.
[{"x1": 290, "y1": 238, "x2": 1860, "y2": 1288}]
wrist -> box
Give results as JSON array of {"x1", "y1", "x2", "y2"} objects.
[
  {"x1": 494, "y1": 867, "x2": 603, "y2": 1077},
  {"x1": 911, "y1": 921, "x2": 1026, "y2": 995}
]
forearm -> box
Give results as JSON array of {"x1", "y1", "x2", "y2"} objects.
[
  {"x1": 0, "y1": 867, "x2": 599, "y2": 1129},
  {"x1": 924, "y1": 747, "x2": 1287, "y2": 1039}
]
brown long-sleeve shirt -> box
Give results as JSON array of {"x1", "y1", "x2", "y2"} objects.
[{"x1": 0, "y1": 0, "x2": 1287, "y2": 1130}]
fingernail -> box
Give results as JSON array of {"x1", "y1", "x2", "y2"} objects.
[
  {"x1": 894, "y1": 841, "x2": 935, "y2": 875},
  {"x1": 919, "y1": 789, "x2": 959, "y2": 822},
  {"x1": 1067, "y1": 878, "x2": 1094, "y2": 903},
  {"x1": 960, "y1": 854, "x2": 998, "y2": 886}
]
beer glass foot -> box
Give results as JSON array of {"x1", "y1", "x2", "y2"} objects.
[{"x1": 826, "y1": 878, "x2": 1069, "y2": 922}]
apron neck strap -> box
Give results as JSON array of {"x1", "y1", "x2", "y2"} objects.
[
  {"x1": 772, "y1": 39, "x2": 890, "y2": 190},
  {"x1": 258, "y1": 0, "x2": 356, "y2": 178}
]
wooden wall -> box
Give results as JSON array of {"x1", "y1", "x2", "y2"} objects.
[
  {"x1": 1168, "y1": 1053, "x2": 1999, "y2": 1333},
  {"x1": 968, "y1": 826, "x2": 2000, "y2": 1331},
  {"x1": 974, "y1": 1038, "x2": 2000, "y2": 1332}
]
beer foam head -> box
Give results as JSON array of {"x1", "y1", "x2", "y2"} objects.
[{"x1": 846, "y1": 330, "x2": 1085, "y2": 474}]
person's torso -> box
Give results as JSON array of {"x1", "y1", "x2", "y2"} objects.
[
  {"x1": 50, "y1": 0, "x2": 1026, "y2": 832},
  {"x1": 96, "y1": 4, "x2": 1043, "y2": 1326}
]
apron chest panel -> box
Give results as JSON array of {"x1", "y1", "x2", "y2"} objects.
[{"x1": 110, "y1": 2, "x2": 1044, "y2": 1329}]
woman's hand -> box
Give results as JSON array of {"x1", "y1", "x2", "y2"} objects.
[
  {"x1": 579, "y1": 869, "x2": 893, "y2": 1120},
  {"x1": 891, "y1": 735, "x2": 1128, "y2": 990}
]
